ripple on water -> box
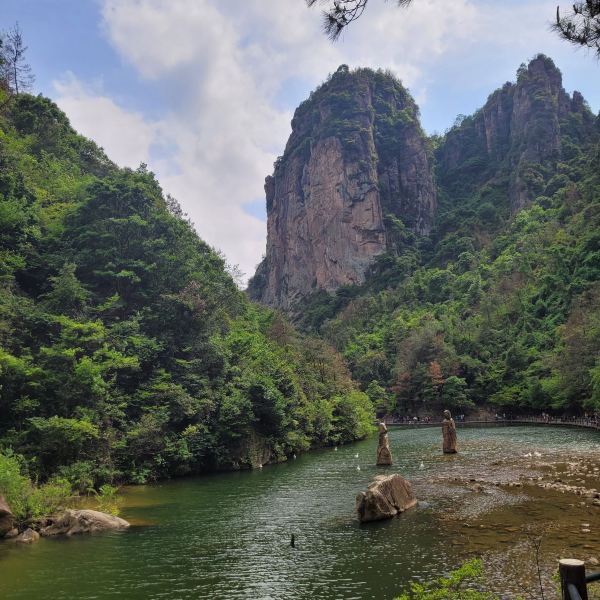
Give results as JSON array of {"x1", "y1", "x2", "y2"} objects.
[{"x1": 0, "y1": 426, "x2": 598, "y2": 599}]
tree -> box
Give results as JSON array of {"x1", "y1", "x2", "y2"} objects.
[
  {"x1": 41, "y1": 263, "x2": 90, "y2": 316},
  {"x1": 428, "y1": 360, "x2": 444, "y2": 400},
  {"x1": 308, "y1": 0, "x2": 600, "y2": 57},
  {"x1": 554, "y1": 1, "x2": 600, "y2": 56},
  {"x1": 0, "y1": 38, "x2": 5, "y2": 92},
  {"x1": 307, "y1": 0, "x2": 413, "y2": 40},
  {"x1": 1, "y1": 23, "x2": 34, "y2": 94}
]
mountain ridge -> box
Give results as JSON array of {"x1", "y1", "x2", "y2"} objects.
[
  {"x1": 249, "y1": 54, "x2": 600, "y2": 415},
  {"x1": 249, "y1": 55, "x2": 597, "y2": 312}
]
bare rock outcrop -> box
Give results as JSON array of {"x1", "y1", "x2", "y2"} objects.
[
  {"x1": 248, "y1": 65, "x2": 436, "y2": 310},
  {"x1": 40, "y1": 509, "x2": 129, "y2": 537},
  {"x1": 436, "y1": 55, "x2": 596, "y2": 212},
  {"x1": 15, "y1": 528, "x2": 39, "y2": 544},
  {"x1": 249, "y1": 57, "x2": 596, "y2": 312},
  {"x1": 356, "y1": 473, "x2": 417, "y2": 523}
]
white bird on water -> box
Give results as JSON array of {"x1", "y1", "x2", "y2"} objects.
[
  {"x1": 356, "y1": 465, "x2": 361, "y2": 471},
  {"x1": 354, "y1": 453, "x2": 359, "y2": 459},
  {"x1": 334, "y1": 447, "x2": 338, "y2": 452},
  {"x1": 419, "y1": 461, "x2": 425, "y2": 470}
]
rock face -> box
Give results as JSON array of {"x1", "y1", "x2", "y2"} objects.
[
  {"x1": 376, "y1": 422, "x2": 393, "y2": 466},
  {"x1": 248, "y1": 65, "x2": 436, "y2": 309},
  {"x1": 249, "y1": 57, "x2": 596, "y2": 311},
  {"x1": 436, "y1": 55, "x2": 596, "y2": 212},
  {"x1": 356, "y1": 474, "x2": 417, "y2": 523},
  {"x1": 0, "y1": 495, "x2": 14, "y2": 537},
  {"x1": 40, "y1": 509, "x2": 130, "y2": 537}
]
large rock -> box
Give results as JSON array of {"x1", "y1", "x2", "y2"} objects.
[
  {"x1": 248, "y1": 65, "x2": 436, "y2": 310},
  {"x1": 40, "y1": 509, "x2": 130, "y2": 537},
  {"x1": 0, "y1": 495, "x2": 15, "y2": 537},
  {"x1": 15, "y1": 528, "x2": 39, "y2": 544},
  {"x1": 356, "y1": 474, "x2": 417, "y2": 523}
]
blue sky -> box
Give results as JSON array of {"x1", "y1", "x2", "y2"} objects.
[{"x1": 3, "y1": 0, "x2": 599, "y2": 280}]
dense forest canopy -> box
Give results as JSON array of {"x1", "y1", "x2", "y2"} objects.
[
  {"x1": 0, "y1": 80, "x2": 375, "y2": 493},
  {"x1": 0, "y1": 21, "x2": 598, "y2": 513}
]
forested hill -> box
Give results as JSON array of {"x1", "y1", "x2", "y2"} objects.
[
  {"x1": 0, "y1": 88, "x2": 374, "y2": 487},
  {"x1": 268, "y1": 56, "x2": 600, "y2": 415}
]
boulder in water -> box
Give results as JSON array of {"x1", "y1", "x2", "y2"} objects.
[
  {"x1": 40, "y1": 509, "x2": 130, "y2": 537},
  {"x1": 356, "y1": 474, "x2": 417, "y2": 523},
  {"x1": 15, "y1": 528, "x2": 39, "y2": 544}
]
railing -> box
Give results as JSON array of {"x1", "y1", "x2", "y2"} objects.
[
  {"x1": 380, "y1": 415, "x2": 600, "y2": 431},
  {"x1": 560, "y1": 559, "x2": 600, "y2": 600}
]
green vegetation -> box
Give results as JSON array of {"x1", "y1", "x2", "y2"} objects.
[
  {"x1": 394, "y1": 559, "x2": 499, "y2": 600},
  {"x1": 0, "y1": 451, "x2": 70, "y2": 521},
  {"x1": 279, "y1": 64, "x2": 421, "y2": 168},
  {"x1": 0, "y1": 85, "x2": 374, "y2": 497},
  {"x1": 297, "y1": 59, "x2": 600, "y2": 416}
]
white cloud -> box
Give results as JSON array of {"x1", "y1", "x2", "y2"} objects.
[
  {"x1": 54, "y1": 74, "x2": 160, "y2": 170},
  {"x1": 51, "y1": 0, "x2": 598, "y2": 285},
  {"x1": 92, "y1": 0, "x2": 485, "y2": 283}
]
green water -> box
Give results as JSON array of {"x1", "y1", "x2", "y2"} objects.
[{"x1": 0, "y1": 426, "x2": 598, "y2": 599}]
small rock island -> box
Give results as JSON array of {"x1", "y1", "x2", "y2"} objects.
[{"x1": 356, "y1": 474, "x2": 417, "y2": 523}]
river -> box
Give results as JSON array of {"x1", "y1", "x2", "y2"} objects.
[{"x1": 0, "y1": 426, "x2": 598, "y2": 599}]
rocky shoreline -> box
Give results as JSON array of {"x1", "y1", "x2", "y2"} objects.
[
  {"x1": 415, "y1": 448, "x2": 600, "y2": 598},
  {"x1": 0, "y1": 505, "x2": 130, "y2": 544}
]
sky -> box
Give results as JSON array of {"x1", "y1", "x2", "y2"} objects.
[{"x1": 3, "y1": 0, "x2": 600, "y2": 283}]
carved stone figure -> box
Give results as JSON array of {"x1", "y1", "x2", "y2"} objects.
[
  {"x1": 442, "y1": 409, "x2": 457, "y2": 454},
  {"x1": 376, "y1": 422, "x2": 393, "y2": 465}
]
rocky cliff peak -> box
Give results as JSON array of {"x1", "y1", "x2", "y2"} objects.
[
  {"x1": 248, "y1": 66, "x2": 436, "y2": 309},
  {"x1": 437, "y1": 55, "x2": 596, "y2": 212}
]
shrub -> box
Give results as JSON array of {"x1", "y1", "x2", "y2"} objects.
[{"x1": 394, "y1": 559, "x2": 499, "y2": 600}]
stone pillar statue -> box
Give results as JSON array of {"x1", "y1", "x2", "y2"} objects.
[
  {"x1": 376, "y1": 422, "x2": 393, "y2": 465},
  {"x1": 442, "y1": 410, "x2": 457, "y2": 454}
]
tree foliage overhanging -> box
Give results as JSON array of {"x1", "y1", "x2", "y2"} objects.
[
  {"x1": 307, "y1": 0, "x2": 600, "y2": 57},
  {"x1": 0, "y1": 86, "x2": 375, "y2": 489}
]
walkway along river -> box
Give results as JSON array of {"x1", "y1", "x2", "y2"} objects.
[{"x1": 0, "y1": 426, "x2": 598, "y2": 599}]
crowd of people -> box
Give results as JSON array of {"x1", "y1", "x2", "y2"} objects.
[
  {"x1": 383, "y1": 413, "x2": 467, "y2": 424},
  {"x1": 381, "y1": 412, "x2": 600, "y2": 428}
]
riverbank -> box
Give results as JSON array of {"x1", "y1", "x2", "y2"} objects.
[{"x1": 420, "y1": 442, "x2": 600, "y2": 598}]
